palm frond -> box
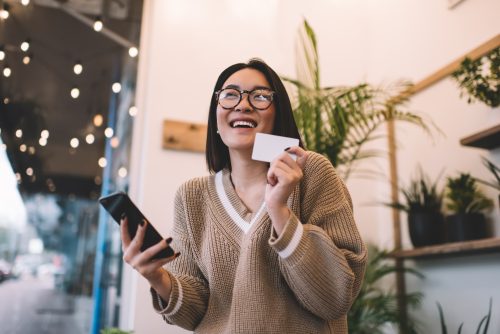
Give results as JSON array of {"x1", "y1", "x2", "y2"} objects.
[{"x1": 284, "y1": 19, "x2": 438, "y2": 180}]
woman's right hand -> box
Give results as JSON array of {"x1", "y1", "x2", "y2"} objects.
[{"x1": 120, "y1": 215, "x2": 178, "y2": 300}]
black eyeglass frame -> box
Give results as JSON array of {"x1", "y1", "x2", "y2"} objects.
[{"x1": 214, "y1": 87, "x2": 276, "y2": 111}]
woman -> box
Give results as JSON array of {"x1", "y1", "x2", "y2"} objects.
[{"x1": 121, "y1": 59, "x2": 367, "y2": 333}]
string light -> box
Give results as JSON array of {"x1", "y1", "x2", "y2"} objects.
[
  {"x1": 0, "y1": 4, "x2": 10, "y2": 20},
  {"x1": 26, "y1": 167, "x2": 33, "y2": 176},
  {"x1": 20, "y1": 39, "x2": 30, "y2": 52},
  {"x1": 93, "y1": 114, "x2": 103, "y2": 127},
  {"x1": 104, "y1": 127, "x2": 114, "y2": 138},
  {"x1": 39, "y1": 137, "x2": 47, "y2": 146},
  {"x1": 73, "y1": 61, "x2": 83, "y2": 75},
  {"x1": 70, "y1": 138, "x2": 79, "y2": 148},
  {"x1": 0, "y1": 46, "x2": 5, "y2": 60},
  {"x1": 71, "y1": 87, "x2": 80, "y2": 99},
  {"x1": 110, "y1": 137, "x2": 119, "y2": 148},
  {"x1": 85, "y1": 133, "x2": 95, "y2": 144},
  {"x1": 93, "y1": 17, "x2": 103, "y2": 32},
  {"x1": 118, "y1": 167, "x2": 128, "y2": 178},
  {"x1": 98, "y1": 157, "x2": 107, "y2": 168},
  {"x1": 3, "y1": 97, "x2": 9, "y2": 104},
  {"x1": 20, "y1": 144, "x2": 27, "y2": 152},
  {"x1": 112, "y1": 82, "x2": 121, "y2": 93},
  {"x1": 21, "y1": 0, "x2": 30, "y2": 6},
  {"x1": 15, "y1": 129, "x2": 23, "y2": 138},
  {"x1": 128, "y1": 105, "x2": 137, "y2": 116},
  {"x1": 23, "y1": 54, "x2": 33, "y2": 65},
  {"x1": 41, "y1": 130, "x2": 49, "y2": 139},
  {"x1": 3, "y1": 65, "x2": 11, "y2": 77},
  {"x1": 128, "y1": 47, "x2": 139, "y2": 58}
]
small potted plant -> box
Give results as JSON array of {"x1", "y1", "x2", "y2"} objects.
[
  {"x1": 445, "y1": 173, "x2": 493, "y2": 242},
  {"x1": 386, "y1": 168, "x2": 445, "y2": 248}
]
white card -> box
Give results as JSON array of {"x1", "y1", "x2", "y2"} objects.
[{"x1": 252, "y1": 133, "x2": 299, "y2": 163}]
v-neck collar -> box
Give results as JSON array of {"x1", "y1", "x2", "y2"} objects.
[{"x1": 215, "y1": 170, "x2": 266, "y2": 234}]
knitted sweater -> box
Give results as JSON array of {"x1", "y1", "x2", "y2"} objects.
[{"x1": 150, "y1": 152, "x2": 367, "y2": 333}]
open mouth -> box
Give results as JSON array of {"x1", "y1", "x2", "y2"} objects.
[{"x1": 230, "y1": 120, "x2": 257, "y2": 128}]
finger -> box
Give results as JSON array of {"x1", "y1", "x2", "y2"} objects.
[
  {"x1": 120, "y1": 214, "x2": 132, "y2": 248},
  {"x1": 129, "y1": 219, "x2": 147, "y2": 252},
  {"x1": 141, "y1": 238, "x2": 173, "y2": 260},
  {"x1": 285, "y1": 146, "x2": 308, "y2": 169}
]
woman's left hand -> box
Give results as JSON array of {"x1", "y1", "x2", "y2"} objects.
[{"x1": 265, "y1": 146, "x2": 308, "y2": 234}]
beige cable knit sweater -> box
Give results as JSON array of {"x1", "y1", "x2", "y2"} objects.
[{"x1": 150, "y1": 152, "x2": 367, "y2": 333}]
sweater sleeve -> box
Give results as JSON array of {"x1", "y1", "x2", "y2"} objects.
[
  {"x1": 268, "y1": 152, "x2": 367, "y2": 320},
  {"x1": 150, "y1": 182, "x2": 209, "y2": 330}
]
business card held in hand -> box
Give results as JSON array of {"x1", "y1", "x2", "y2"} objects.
[{"x1": 252, "y1": 133, "x2": 299, "y2": 163}]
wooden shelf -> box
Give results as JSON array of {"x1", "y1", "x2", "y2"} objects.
[
  {"x1": 460, "y1": 124, "x2": 500, "y2": 149},
  {"x1": 389, "y1": 237, "x2": 500, "y2": 260}
]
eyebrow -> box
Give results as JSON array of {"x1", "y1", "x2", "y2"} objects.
[{"x1": 223, "y1": 84, "x2": 272, "y2": 91}]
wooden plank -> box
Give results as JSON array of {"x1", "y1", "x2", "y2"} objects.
[
  {"x1": 389, "y1": 34, "x2": 500, "y2": 104},
  {"x1": 389, "y1": 237, "x2": 500, "y2": 260},
  {"x1": 460, "y1": 124, "x2": 500, "y2": 149},
  {"x1": 162, "y1": 119, "x2": 208, "y2": 153}
]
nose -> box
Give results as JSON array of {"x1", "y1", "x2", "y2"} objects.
[{"x1": 235, "y1": 93, "x2": 252, "y2": 113}]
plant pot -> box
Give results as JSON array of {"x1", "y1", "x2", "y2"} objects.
[
  {"x1": 408, "y1": 211, "x2": 445, "y2": 248},
  {"x1": 445, "y1": 213, "x2": 489, "y2": 242}
]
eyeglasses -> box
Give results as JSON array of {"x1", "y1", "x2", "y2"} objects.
[{"x1": 215, "y1": 87, "x2": 275, "y2": 110}]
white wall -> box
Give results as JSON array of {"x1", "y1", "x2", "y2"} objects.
[{"x1": 126, "y1": 0, "x2": 500, "y2": 333}]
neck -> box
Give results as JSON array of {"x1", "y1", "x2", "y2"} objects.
[{"x1": 228, "y1": 149, "x2": 268, "y2": 190}]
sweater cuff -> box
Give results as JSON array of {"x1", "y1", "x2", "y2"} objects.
[
  {"x1": 269, "y1": 213, "x2": 304, "y2": 259},
  {"x1": 150, "y1": 271, "x2": 183, "y2": 316}
]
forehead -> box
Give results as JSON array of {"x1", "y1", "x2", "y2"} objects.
[{"x1": 223, "y1": 68, "x2": 271, "y2": 89}]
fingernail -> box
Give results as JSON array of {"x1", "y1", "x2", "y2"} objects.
[
  {"x1": 175, "y1": 252, "x2": 181, "y2": 258},
  {"x1": 120, "y1": 213, "x2": 126, "y2": 220},
  {"x1": 284, "y1": 147, "x2": 291, "y2": 151},
  {"x1": 165, "y1": 237, "x2": 173, "y2": 244},
  {"x1": 140, "y1": 218, "x2": 147, "y2": 226}
]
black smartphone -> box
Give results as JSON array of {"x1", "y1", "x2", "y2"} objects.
[{"x1": 99, "y1": 191, "x2": 175, "y2": 259}]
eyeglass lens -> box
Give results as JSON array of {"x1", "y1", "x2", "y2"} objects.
[{"x1": 218, "y1": 88, "x2": 273, "y2": 110}]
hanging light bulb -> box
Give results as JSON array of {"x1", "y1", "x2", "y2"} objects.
[
  {"x1": 104, "y1": 127, "x2": 114, "y2": 138},
  {"x1": 128, "y1": 105, "x2": 138, "y2": 117},
  {"x1": 3, "y1": 65, "x2": 11, "y2": 77},
  {"x1": 15, "y1": 129, "x2": 22, "y2": 138},
  {"x1": 20, "y1": 39, "x2": 30, "y2": 52},
  {"x1": 23, "y1": 53, "x2": 33, "y2": 65},
  {"x1": 112, "y1": 82, "x2": 122, "y2": 93},
  {"x1": 98, "y1": 157, "x2": 107, "y2": 168},
  {"x1": 128, "y1": 47, "x2": 139, "y2": 58},
  {"x1": 0, "y1": 46, "x2": 5, "y2": 61},
  {"x1": 93, "y1": 17, "x2": 103, "y2": 32},
  {"x1": 71, "y1": 87, "x2": 80, "y2": 99},
  {"x1": 70, "y1": 138, "x2": 79, "y2": 148},
  {"x1": 85, "y1": 133, "x2": 95, "y2": 144},
  {"x1": 73, "y1": 61, "x2": 83, "y2": 75},
  {"x1": 93, "y1": 114, "x2": 103, "y2": 127},
  {"x1": 21, "y1": 0, "x2": 30, "y2": 6},
  {"x1": 0, "y1": 4, "x2": 10, "y2": 20},
  {"x1": 41, "y1": 130, "x2": 49, "y2": 139}
]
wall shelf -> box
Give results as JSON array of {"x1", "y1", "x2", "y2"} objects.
[
  {"x1": 389, "y1": 237, "x2": 500, "y2": 260},
  {"x1": 460, "y1": 124, "x2": 500, "y2": 149}
]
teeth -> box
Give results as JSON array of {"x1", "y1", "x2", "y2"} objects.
[{"x1": 232, "y1": 120, "x2": 256, "y2": 128}]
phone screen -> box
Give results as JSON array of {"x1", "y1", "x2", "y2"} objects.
[{"x1": 99, "y1": 192, "x2": 175, "y2": 259}]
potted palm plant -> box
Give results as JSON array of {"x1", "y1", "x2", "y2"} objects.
[
  {"x1": 445, "y1": 173, "x2": 493, "y2": 242},
  {"x1": 386, "y1": 168, "x2": 445, "y2": 248},
  {"x1": 282, "y1": 19, "x2": 435, "y2": 180}
]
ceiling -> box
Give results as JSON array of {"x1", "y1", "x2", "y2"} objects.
[{"x1": 0, "y1": 0, "x2": 143, "y2": 198}]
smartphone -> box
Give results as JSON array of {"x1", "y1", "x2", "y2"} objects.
[{"x1": 99, "y1": 191, "x2": 175, "y2": 259}]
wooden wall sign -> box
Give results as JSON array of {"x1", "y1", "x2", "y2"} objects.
[{"x1": 162, "y1": 119, "x2": 208, "y2": 153}]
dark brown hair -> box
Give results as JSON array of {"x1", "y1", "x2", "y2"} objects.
[{"x1": 206, "y1": 59, "x2": 303, "y2": 173}]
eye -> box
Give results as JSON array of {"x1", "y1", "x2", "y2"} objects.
[
  {"x1": 220, "y1": 89, "x2": 240, "y2": 100},
  {"x1": 252, "y1": 90, "x2": 272, "y2": 101}
]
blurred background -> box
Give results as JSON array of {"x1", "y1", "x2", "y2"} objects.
[{"x1": 0, "y1": 0, "x2": 142, "y2": 333}]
